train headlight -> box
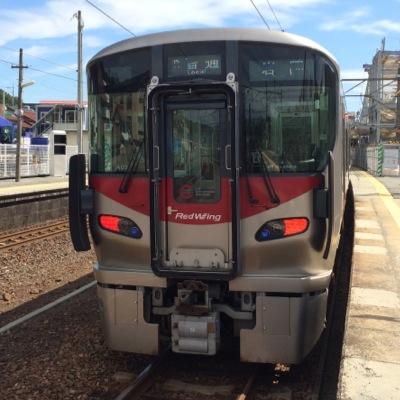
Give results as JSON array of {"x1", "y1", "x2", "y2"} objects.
[
  {"x1": 98, "y1": 214, "x2": 143, "y2": 239},
  {"x1": 255, "y1": 218, "x2": 309, "y2": 242}
]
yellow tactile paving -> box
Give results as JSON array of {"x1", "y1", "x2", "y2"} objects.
[
  {"x1": 363, "y1": 172, "x2": 400, "y2": 230},
  {"x1": 0, "y1": 181, "x2": 68, "y2": 196}
]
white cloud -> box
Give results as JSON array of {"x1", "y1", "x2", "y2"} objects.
[
  {"x1": 23, "y1": 45, "x2": 53, "y2": 57},
  {"x1": 0, "y1": 0, "x2": 327, "y2": 46},
  {"x1": 320, "y1": 8, "x2": 370, "y2": 31},
  {"x1": 341, "y1": 68, "x2": 368, "y2": 80},
  {"x1": 84, "y1": 35, "x2": 106, "y2": 48},
  {"x1": 319, "y1": 8, "x2": 400, "y2": 35}
]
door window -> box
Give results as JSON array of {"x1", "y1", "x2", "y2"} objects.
[{"x1": 171, "y1": 108, "x2": 221, "y2": 203}]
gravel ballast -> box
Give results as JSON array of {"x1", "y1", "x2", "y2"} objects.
[
  {"x1": 0, "y1": 222, "x2": 151, "y2": 399},
  {"x1": 0, "y1": 287, "x2": 151, "y2": 400},
  {"x1": 0, "y1": 229, "x2": 96, "y2": 325}
]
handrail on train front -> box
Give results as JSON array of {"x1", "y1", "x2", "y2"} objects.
[{"x1": 323, "y1": 151, "x2": 334, "y2": 259}]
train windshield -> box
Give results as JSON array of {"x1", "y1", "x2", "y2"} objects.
[
  {"x1": 88, "y1": 48, "x2": 151, "y2": 174},
  {"x1": 239, "y1": 43, "x2": 337, "y2": 173},
  {"x1": 87, "y1": 41, "x2": 337, "y2": 175}
]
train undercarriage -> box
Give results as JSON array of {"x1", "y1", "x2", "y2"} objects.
[{"x1": 96, "y1": 268, "x2": 328, "y2": 364}]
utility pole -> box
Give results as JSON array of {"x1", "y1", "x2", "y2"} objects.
[
  {"x1": 76, "y1": 10, "x2": 84, "y2": 154},
  {"x1": 12, "y1": 49, "x2": 28, "y2": 182}
]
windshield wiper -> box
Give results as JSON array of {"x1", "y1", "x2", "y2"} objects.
[
  {"x1": 245, "y1": 158, "x2": 260, "y2": 205},
  {"x1": 258, "y1": 150, "x2": 280, "y2": 205},
  {"x1": 118, "y1": 140, "x2": 144, "y2": 193}
]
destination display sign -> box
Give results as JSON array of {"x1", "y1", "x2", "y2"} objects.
[
  {"x1": 167, "y1": 55, "x2": 222, "y2": 78},
  {"x1": 249, "y1": 59, "x2": 309, "y2": 81}
]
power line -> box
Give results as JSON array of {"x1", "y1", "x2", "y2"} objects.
[
  {"x1": 0, "y1": 45, "x2": 76, "y2": 72},
  {"x1": 28, "y1": 66, "x2": 77, "y2": 82},
  {"x1": 249, "y1": 0, "x2": 271, "y2": 30},
  {"x1": 85, "y1": 0, "x2": 136, "y2": 37},
  {"x1": 1, "y1": 57, "x2": 77, "y2": 82},
  {"x1": 0, "y1": 58, "x2": 14, "y2": 66},
  {"x1": 265, "y1": 0, "x2": 284, "y2": 31}
]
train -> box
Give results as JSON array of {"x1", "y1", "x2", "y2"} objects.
[{"x1": 69, "y1": 28, "x2": 352, "y2": 364}]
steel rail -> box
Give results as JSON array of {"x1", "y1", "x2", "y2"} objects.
[
  {"x1": 0, "y1": 280, "x2": 96, "y2": 334},
  {"x1": 114, "y1": 349, "x2": 170, "y2": 400},
  {"x1": 0, "y1": 219, "x2": 69, "y2": 249},
  {"x1": 236, "y1": 367, "x2": 259, "y2": 400}
]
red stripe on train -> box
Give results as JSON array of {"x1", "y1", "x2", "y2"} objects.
[{"x1": 90, "y1": 175, "x2": 323, "y2": 224}]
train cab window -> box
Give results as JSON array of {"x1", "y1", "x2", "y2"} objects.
[
  {"x1": 239, "y1": 43, "x2": 337, "y2": 173},
  {"x1": 88, "y1": 48, "x2": 150, "y2": 174},
  {"x1": 89, "y1": 91, "x2": 146, "y2": 173}
]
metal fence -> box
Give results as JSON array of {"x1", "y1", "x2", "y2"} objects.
[
  {"x1": 352, "y1": 144, "x2": 400, "y2": 176},
  {"x1": 0, "y1": 144, "x2": 80, "y2": 178},
  {"x1": 0, "y1": 144, "x2": 50, "y2": 178}
]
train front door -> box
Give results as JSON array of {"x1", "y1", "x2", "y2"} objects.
[{"x1": 149, "y1": 88, "x2": 239, "y2": 278}]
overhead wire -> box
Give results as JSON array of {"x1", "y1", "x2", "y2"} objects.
[
  {"x1": 0, "y1": 45, "x2": 76, "y2": 72},
  {"x1": 1, "y1": 56, "x2": 77, "y2": 82},
  {"x1": 85, "y1": 0, "x2": 136, "y2": 37},
  {"x1": 249, "y1": 0, "x2": 271, "y2": 30},
  {"x1": 85, "y1": 0, "x2": 188, "y2": 57},
  {"x1": 0, "y1": 58, "x2": 14, "y2": 66},
  {"x1": 24, "y1": 66, "x2": 77, "y2": 82},
  {"x1": 265, "y1": 0, "x2": 284, "y2": 31}
]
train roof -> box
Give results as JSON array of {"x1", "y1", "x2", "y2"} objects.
[{"x1": 89, "y1": 28, "x2": 339, "y2": 70}]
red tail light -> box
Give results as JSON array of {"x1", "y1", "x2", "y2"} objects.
[
  {"x1": 99, "y1": 215, "x2": 120, "y2": 232},
  {"x1": 256, "y1": 217, "x2": 309, "y2": 241},
  {"x1": 98, "y1": 214, "x2": 142, "y2": 239},
  {"x1": 283, "y1": 218, "x2": 309, "y2": 236}
]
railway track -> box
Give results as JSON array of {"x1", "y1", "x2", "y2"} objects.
[
  {"x1": 113, "y1": 350, "x2": 322, "y2": 400},
  {"x1": 0, "y1": 218, "x2": 69, "y2": 250},
  {"x1": 111, "y1": 224, "x2": 356, "y2": 400}
]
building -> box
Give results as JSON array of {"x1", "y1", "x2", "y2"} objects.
[
  {"x1": 34, "y1": 100, "x2": 89, "y2": 151},
  {"x1": 358, "y1": 41, "x2": 400, "y2": 143},
  {"x1": 6, "y1": 107, "x2": 37, "y2": 134}
]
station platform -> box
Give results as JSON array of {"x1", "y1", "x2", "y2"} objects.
[
  {"x1": 0, "y1": 176, "x2": 69, "y2": 231},
  {"x1": 0, "y1": 176, "x2": 68, "y2": 197},
  {"x1": 338, "y1": 170, "x2": 400, "y2": 400}
]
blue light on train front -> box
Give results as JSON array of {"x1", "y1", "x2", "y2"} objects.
[
  {"x1": 129, "y1": 226, "x2": 141, "y2": 238},
  {"x1": 259, "y1": 229, "x2": 270, "y2": 240}
]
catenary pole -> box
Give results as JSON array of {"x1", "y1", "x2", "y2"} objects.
[{"x1": 12, "y1": 49, "x2": 28, "y2": 182}]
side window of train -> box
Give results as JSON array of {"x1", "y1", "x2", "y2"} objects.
[{"x1": 239, "y1": 43, "x2": 337, "y2": 173}]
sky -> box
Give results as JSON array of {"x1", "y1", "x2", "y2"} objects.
[{"x1": 0, "y1": 0, "x2": 399, "y2": 112}]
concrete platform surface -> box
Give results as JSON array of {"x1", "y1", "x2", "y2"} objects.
[
  {"x1": 0, "y1": 176, "x2": 68, "y2": 197},
  {"x1": 377, "y1": 176, "x2": 400, "y2": 210},
  {"x1": 338, "y1": 171, "x2": 400, "y2": 400}
]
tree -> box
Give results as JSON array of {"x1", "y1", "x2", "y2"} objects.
[{"x1": 0, "y1": 89, "x2": 18, "y2": 108}]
